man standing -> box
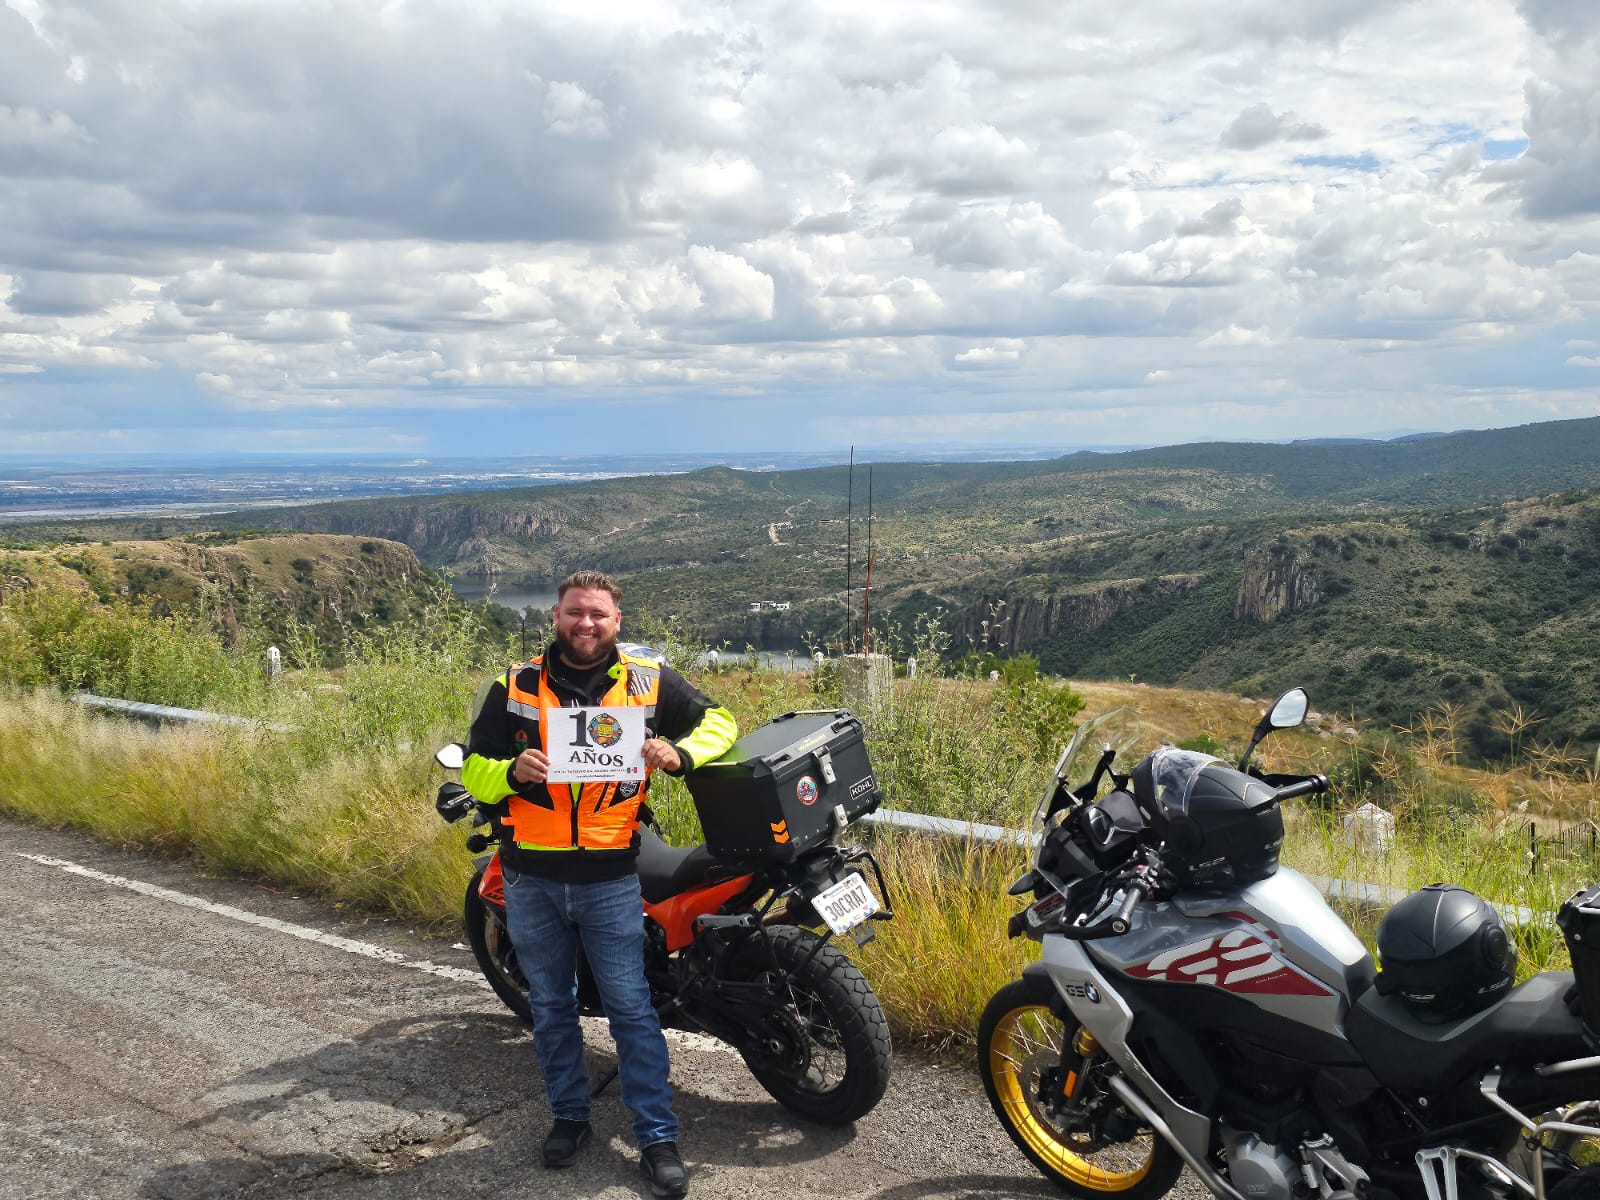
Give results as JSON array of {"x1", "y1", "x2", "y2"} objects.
[{"x1": 461, "y1": 571, "x2": 738, "y2": 1198}]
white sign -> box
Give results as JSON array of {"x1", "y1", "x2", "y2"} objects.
[{"x1": 545, "y1": 706, "x2": 648, "y2": 783}]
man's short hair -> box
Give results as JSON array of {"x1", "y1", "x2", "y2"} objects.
[{"x1": 557, "y1": 570, "x2": 623, "y2": 607}]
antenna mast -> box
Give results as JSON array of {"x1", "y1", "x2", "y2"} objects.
[
  {"x1": 845, "y1": 447, "x2": 854, "y2": 654},
  {"x1": 863, "y1": 465, "x2": 874, "y2": 654}
]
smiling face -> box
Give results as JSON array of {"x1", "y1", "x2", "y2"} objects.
[{"x1": 552, "y1": 585, "x2": 621, "y2": 669}]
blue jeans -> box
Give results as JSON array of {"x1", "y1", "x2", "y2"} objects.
[{"x1": 500, "y1": 865, "x2": 679, "y2": 1149}]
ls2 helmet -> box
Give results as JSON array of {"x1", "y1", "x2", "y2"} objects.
[{"x1": 1376, "y1": 884, "x2": 1516, "y2": 1021}]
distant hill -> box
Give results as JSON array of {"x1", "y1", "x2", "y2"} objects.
[
  {"x1": 1289, "y1": 437, "x2": 1382, "y2": 446},
  {"x1": 0, "y1": 533, "x2": 462, "y2": 656},
  {"x1": 10, "y1": 415, "x2": 1600, "y2": 759},
  {"x1": 916, "y1": 491, "x2": 1600, "y2": 757}
]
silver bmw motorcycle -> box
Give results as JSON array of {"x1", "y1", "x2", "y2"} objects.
[{"x1": 980, "y1": 689, "x2": 1600, "y2": 1200}]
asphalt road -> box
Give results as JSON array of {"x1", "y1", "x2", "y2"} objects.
[{"x1": 0, "y1": 818, "x2": 1073, "y2": 1200}]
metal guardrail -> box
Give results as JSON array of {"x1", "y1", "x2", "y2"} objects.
[
  {"x1": 859, "y1": 807, "x2": 1543, "y2": 924},
  {"x1": 860, "y1": 808, "x2": 1402, "y2": 913},
  {"x1": 72, "y1": 692, "x2": 1542, "y2": 923},
  {"x1": 860, "y1": 807, "x2": 1035, "y2": 848},
  {"x1": 71, "y1": 693, "x2": 295, "y2": 733}
]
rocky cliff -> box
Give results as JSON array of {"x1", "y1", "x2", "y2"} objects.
[
  {"x1": 1234, "y1": 542, "x2": 1326, "y2": 622},
  {"x1": 271, "y1": 503, "x2": 569, "y2": 578},
  {"x1": 945, "y1": 575, "x2": 1208, "y2": 651}
]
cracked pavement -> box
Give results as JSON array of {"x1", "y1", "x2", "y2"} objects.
[{"x1": 0, "y1": 818, "x2": 1093, "y2": 1200}]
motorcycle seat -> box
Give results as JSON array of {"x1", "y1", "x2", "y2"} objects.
[
  {"x1": 636, "y1": 824, "x2": 748, "y2": 904},
  {"x1": 1346, "y1": 970, "x2": 1582, "y2": 1091}
]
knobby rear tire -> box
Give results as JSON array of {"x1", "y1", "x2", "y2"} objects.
[
  {"x1": 464, "y1": 873, "x2": 533, "y2": 1024},
  {"x1": 730, "y1": 924, "x2": 892, "y2": 1125},
  {"x1": 979, "y1": 978, "x2": 1182, "y2": 1200}
]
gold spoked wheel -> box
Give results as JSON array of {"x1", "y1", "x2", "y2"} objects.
[{"x1": 978, "y1": 979, "x2": 1182, "y2": 1199}]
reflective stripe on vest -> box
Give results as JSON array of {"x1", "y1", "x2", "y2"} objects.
[{"x1": 501, "y1": 651, "x2": 663, "y2": 851}]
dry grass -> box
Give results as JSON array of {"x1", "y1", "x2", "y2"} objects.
[
  {"x1": 4, "y1": 667, "x2": 1597, "y2": 1054},
  {"x1": 857, "y1": 829, "x2": 1037, "y2": 1056},
  {"x1": 0, "y1": 688, "x2": 468, "y2": 927}
]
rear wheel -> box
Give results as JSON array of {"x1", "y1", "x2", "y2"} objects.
[
  {"x1": 463, "y1": 873, "x2": 532, "y2": 1024},
  {"x1": 979, "y1": 978, "x2": 1181, "y2": 1199},
  {"x1": 1507, "y1": 1105, "x2": 1600, "y2": 1195},
  {"x1": 728, "y1": 925, "x2": 892, "y2": 1124},
  {"x1": 1552, "y1": 1166, "x2": 1600, "y2": 1200}
]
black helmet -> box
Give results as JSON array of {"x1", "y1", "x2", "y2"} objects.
[
  {"x1": 1376, "y1": 884, "x2": 1516, "y2": 1021},
  {"x1": 1130, "y1": 748, "x2": 1284, "y2": 888}
]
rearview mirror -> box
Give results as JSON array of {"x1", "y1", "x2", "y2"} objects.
[
  {"x1": 1238, "y1": 688, "x2": 1310, "y2": 771},
  {"x1": 1267, "y1": 688, "x2": 1309, "y2": 730}
]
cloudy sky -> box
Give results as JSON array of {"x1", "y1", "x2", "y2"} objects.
[{"x1": 2, "y1": 0, "x2": 1597, "y2": 458}]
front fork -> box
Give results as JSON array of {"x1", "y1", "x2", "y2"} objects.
[
  {"x1": 1043, "y1": 1025, "x2": 1101, "y2": 1120},
  {"x1": 1031, "y1": 1008, "x2": 1117, "y2": 1142}
]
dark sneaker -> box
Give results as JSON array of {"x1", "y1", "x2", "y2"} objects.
[
  {"x1": 542, "y1": 1118, "x2": 592, "y2": 1169},
  {"x1": 640, "y1": 1140, "x2": 690, "y2": 1198}
]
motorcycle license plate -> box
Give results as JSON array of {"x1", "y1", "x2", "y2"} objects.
[{"x1": 811, "y1": 872, "x2": 880, "y2": 936}]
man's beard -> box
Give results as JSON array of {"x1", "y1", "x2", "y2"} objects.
[{"x1": 555, "y1": 629, "x2": 617, "y2": 669}]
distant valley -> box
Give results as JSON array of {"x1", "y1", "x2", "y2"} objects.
[{"x1": 9, "y1": 416, "x2": 1600, "y2": 760}]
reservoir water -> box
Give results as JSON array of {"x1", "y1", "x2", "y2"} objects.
[{"x1": 450, "y1": 580, "x2": 559, "y2": 615}]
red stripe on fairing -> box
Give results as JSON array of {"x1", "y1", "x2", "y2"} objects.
[{"x1": 1124, "y1": 932, "x2": 1335, "y2": 997}]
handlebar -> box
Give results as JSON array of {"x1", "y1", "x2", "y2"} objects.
[
  {"x1": 1272, "y1": 774, "x2": 1329, "y2": 802},
  {"x1": 435, "y1": 781, "x2": 480, "y2": 824},
  {"x1": 1058, "y1": 857, "x2": 1161, "y2": 941},
  {"x1": 1109, "y1": 878, "x2": 1146, "y2": 934}
]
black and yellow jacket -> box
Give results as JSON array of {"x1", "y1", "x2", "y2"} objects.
[{"x1": 462, "y1": 642, "x2": 738, "y2": 883}]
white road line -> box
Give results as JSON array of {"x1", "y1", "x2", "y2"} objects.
[
  {"x1": 17, "y1": 852, "x2": 487, "y2": 986},
  {"x1": 14, "y1": 850, "x2": 730, "y2": 1053}
]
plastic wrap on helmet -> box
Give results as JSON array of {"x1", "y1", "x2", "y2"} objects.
[
  {"x1": 1146, "y1": 747, "x2": 1225, "y2": 816},
  {"x1": 1133, "y1": 746, "x2": 1283, "y2": 888}
]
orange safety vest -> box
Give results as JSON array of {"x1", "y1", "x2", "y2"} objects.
[{"x1": 499, "y1": 650, "x2": 662, "y2": 852}]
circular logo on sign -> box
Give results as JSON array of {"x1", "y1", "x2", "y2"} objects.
[
  {"x1": 588, "y1": 712, "x2": 624, "y2": 747},
  {"x1": 796, "y1": 775, "x2": 819, "y2": 806}
]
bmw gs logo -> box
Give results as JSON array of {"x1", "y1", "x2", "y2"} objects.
[{"x1": 1085, "y1": 983, "x2": 1101, "y2": 1003}]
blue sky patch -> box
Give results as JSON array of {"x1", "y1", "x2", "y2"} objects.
[
  {"x1": 1294, "y1": 153, "x2": 1382, "y2": 172},
  {"x1": 1484, "y1": 137, "x2": 1529, "y2": 160}
]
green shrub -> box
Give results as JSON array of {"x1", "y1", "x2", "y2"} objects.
[
  {"x1": 0, "y1": 587, "x2": 247, "y2": 709},
  {"x1": 1177, "y1": 732, "x2": 1229, "y2": 757}
]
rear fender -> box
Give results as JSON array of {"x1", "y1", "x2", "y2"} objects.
[{"x1": 780, "y1": 844, "x2": 895, "y2": 927}]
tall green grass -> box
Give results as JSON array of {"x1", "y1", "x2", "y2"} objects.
[
  {"x1": 0, "y1": 585, "x2": 263, "y2": 710},
  {"x1": 2, "y1": 586, "x2": 1595, "y2": 1053}
]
